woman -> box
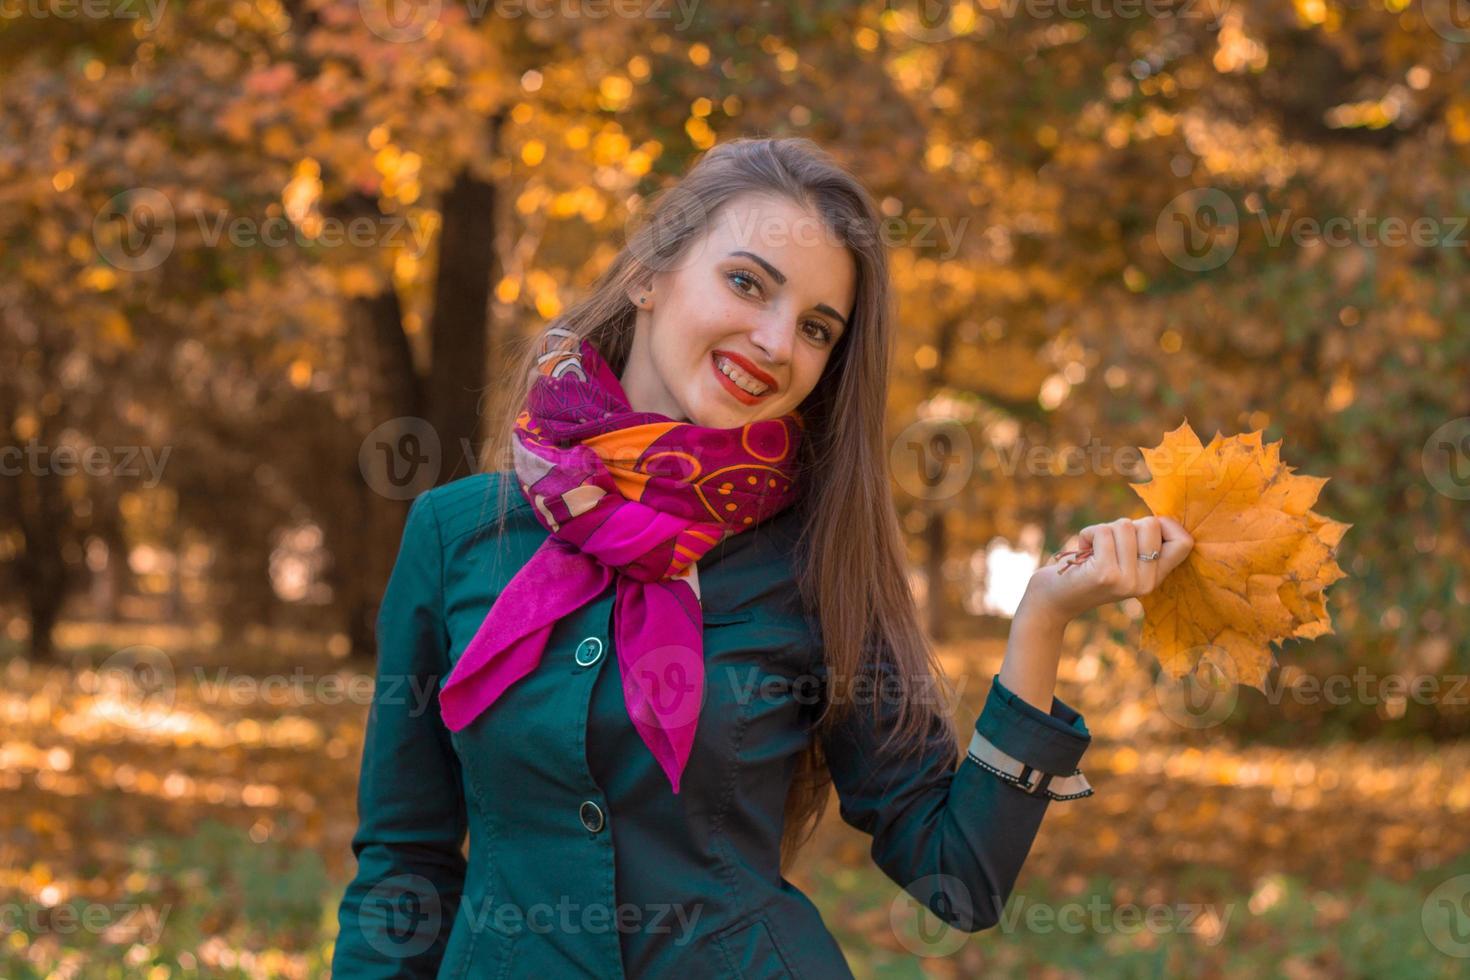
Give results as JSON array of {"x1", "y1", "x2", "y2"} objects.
[{"x1": 333, "y1": 137, "x2": 1193, "y2": 978}]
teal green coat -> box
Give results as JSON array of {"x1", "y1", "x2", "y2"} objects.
[{"x1": 333, "y1": 471, "x2": 1093, "y2": 978}]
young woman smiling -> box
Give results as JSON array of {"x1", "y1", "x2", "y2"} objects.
[{"x1": 334, "y1": 137, "x2": 1193, "y2": 979}]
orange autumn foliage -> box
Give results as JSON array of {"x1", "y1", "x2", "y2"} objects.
[{"x1": 1128, "y1": 421, "x2": 1351, "y2": 689}]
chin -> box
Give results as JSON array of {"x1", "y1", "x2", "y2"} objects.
[
  {"x1": 676, "y1": 390, "x2": 727, "y2": 428},
  {"x1": 686, "y1": 407, "x2": 730, "y2": 428},
  {"x1": 695, "y1": 382, "x2": 772, "y2": 427}
]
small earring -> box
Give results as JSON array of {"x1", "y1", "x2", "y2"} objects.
[{"x1": 638, "y1": 295, "x2": 647, "y2": 305}]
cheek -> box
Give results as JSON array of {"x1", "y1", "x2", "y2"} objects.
[
  {"x1": 696, "y1": 293, "x2": 744, "y2": 344},
  {"x1": 787, "y1": 352, "x2": 830, "y2": 403},
  {"x1": 669, "y1": 304, "x2": 730, "y2": 362},
  {"x1": 652, "y1": 315, "x2": 707, "y2": 374}
]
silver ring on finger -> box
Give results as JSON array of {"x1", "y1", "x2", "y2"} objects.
[{"x1": 1139, "y1": 550, "x2": 1160, "y2": 562}]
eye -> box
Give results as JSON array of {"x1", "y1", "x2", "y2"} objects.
[
  {"x1": 802, "y1": 319, "x2": 834, "y2": 344},
  {"x1": 726, "y1": 269, "x2": 836, "y2": 345},
  {"x1": 726, "y1": 268, "x2": 763, "y2": 297}
]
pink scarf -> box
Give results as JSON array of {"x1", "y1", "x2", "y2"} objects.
[{"x1": 438, "y1": 329, "x2": 804, "y2": 793}]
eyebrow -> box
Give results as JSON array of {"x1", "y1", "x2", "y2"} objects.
[{"x1": 728, "y1": 250, "x2": 850, "y2": 330}]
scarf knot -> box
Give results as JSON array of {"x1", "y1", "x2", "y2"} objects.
[{"x1": 438, "y1": 330, "x2": 803, "y2": 794}]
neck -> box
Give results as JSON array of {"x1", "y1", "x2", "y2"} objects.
[{"x1": 619, "y1": 327, "x2": 688, "y2": 422}]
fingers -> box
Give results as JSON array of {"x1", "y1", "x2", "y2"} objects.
[
  {"x1": 1133, "y1": 516, "x2": 1162, "y2": 557},
  {"x1": 1110, "y1": 518, "x2": 1138, "y2": 593},
  {"x1": 1158, "y1": 515, "x2": 1192, "y2": 544},
  {"x1": 1133, "y1": 516, "x2": 1162, "y2": 594},
  {"x1": 1156, "y1": 515, "x2": 1195, "y2": 578},
  {"x1": 1070, "y1": 515, "x2": 1194, "y2": 597},
  {"x1": 1088, "y1": 521, "x2": 1116, "y2": 576}
]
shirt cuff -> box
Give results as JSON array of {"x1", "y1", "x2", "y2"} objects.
[{"x1": 967, "y1": 673, "x2": 1094, "y2": 801}]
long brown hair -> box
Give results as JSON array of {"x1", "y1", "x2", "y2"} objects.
[{"x1": 476, "y1": 136, "x2": 957, "y2": 874}]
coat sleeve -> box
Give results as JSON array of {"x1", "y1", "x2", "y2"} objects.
[
  {"x1": 333, "y1": 490, "x2": 467, "y2": 977},
  {"x1": 818, "y1": 654, "x2": 1093, "y2": 933}
]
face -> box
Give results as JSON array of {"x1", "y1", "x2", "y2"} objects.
[{"x1": 619, "y1": 192, "x2": 857, "y2": 429}]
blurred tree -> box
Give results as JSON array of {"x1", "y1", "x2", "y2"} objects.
[{"x1": 0, "y1": 0, "x2": 1465, "y2": 737}]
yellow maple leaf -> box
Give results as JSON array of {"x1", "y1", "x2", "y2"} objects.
[{"x1": 1128, "y1": 420, "x2": 1350, "y2": 690}]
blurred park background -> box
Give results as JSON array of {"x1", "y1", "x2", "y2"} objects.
[{"x1": 3, "y1": 0, "x2": 1470, "y2": 976}]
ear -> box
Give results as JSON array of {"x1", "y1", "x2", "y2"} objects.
[{"x1": 624, "y1": 280, "x2": 654, "y2": 310}]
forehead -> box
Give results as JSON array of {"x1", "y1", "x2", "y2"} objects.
[{"x1": 703, "y1": 194, "x2": 835, "y2": 255}]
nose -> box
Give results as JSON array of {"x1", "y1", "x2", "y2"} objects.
[{"x1": 747, "y1": 311, "x2": 795, "y2": 367}]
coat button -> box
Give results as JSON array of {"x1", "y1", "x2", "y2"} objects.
[
  {"x1": 574, "y1": 636, "x2": 604, "y2": 667},
  {"x1": 579, "y1": 800, "x2": 605, "y2": 833}
]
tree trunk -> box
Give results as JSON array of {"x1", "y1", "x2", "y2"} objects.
[
  {"x1": 428, "y1": 116, "x2": 505, "y2": 481},
  {"x1": 3, "y1": 329, "x2": 75, "y2": 660},
  {"x1": 341, "y1": 286, "x2": 421, "y2": 661},
  {"x1": 326, "y1": 115, "x2": 505, "y2": 662}
]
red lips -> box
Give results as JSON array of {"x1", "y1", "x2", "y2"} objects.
[{"x1": 711, "y1": 350, "x2": 779, "y2": 392}]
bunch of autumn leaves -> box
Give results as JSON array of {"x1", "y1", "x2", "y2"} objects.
[{"x1": 1064, "y1": 421, "x2": 1350, "y2": 690}]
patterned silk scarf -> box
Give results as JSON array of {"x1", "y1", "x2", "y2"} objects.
[{"x1": 438, "y1": 328, "x2": 804, "y2": 794}]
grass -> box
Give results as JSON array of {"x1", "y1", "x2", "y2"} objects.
[
  {"x1": 7, "y1": 819, "x2": 1470, "y2": 978},
  {"x1": 5, "y1": 623, "x2": 1469, "y2": 977}
]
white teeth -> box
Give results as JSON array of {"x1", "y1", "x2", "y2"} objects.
[{"x1": 716, "y1": 356, "x2": 769, "y2": 396}]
